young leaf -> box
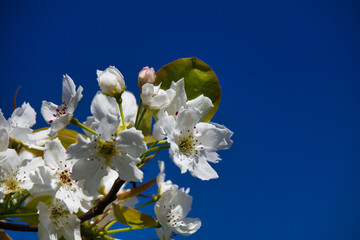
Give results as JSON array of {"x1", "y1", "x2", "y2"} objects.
[{"x1": 112, "y1": 204, "x2": 158, "y2": 228}]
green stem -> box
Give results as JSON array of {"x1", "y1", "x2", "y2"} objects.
[
  {"x1": 147, "y1": 140, "x2": 167, "y2": 146},
  {"x1": 0, "y1": 212, "x2": 38, "y2": 219},
  {"x1": 116, "y1": 98, "x2": 127, "y2": 130},
  {"x1": 102, "y1": 225, "x2": 153, "y2": 235},
  {"x1": 134, "y1": 98, "x2": 143, "y2": 128},
  {"x1": 70, "y1": 118, "x2": 99, "y2": 137},
  {"x1": 135, "y1": 195, "x2": 159, "y2": 210},
  {"x1": 104, "y1": 220, "x2": 117, "y2": 231},
  {"x1": 135, "y1": 108, "x2": 147, "y2": 129},
  {"x1": 141, "y1": 144, "x2": 169, "y2": 161}
]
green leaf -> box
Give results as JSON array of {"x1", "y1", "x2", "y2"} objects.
[
  {"x1": 117, "y1": 178, "x2": 156, "y2": 203},
  {"x1": 57, "y1": 128, "x2": 81, "y2": 149},
  {"x1": 112, "y1": 204, "x2": 158, "y2": 228},
  {"x1": 138, "y1": 108, "x2": 153, "y2": 136},
  {"x1": 155, "y1": 57, "x2": 221, "y2": 121}
]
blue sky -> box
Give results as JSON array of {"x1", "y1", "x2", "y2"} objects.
[{"x1": 1, "y1": 0, "x2": 360, "y2": 239}]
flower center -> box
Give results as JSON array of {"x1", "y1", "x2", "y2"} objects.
[
  {"x1": 50, "y1": 201, "x2": 69, "y2": 225},
  {"x1": 165, "y1": 205, "x2": 185, "y2": 228},
  {"x1": 49, "y1": 101, "x2": 67, "y2": 124},
  {"x1": 97, "y1": 139, "x2": 118, "y2": 165},
  {"x1": 57, "y1": 168, "x2": 76, "y2": 188},
  {"x1": 4, "y1": 176, "x2": 20, "y2": 194}
]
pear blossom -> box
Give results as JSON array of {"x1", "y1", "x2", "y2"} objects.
[
  {"x1": 67, "y1": 113, "x2": 147, "y2": 195},
  {"x1": 97, "y1": 66, "x2": 125, "y2": 97},
  {"x1": 37, "y1": 199, "x2": 81, "y2": 240},
  {"x1": 141, "y1": 83, "x2": 176, "y2": 110},
  {"x1": 154, "y1": 107, "x2": 233, "y2": 180},
  {"x1": 0, "y1": 128, "x2": 44, "y2": 199},
  {"x1": 153, "y1": 78, "x2": 214, "y2": 141},
  {"x1": 155, "y1": 187, "x2": 201, "y2": 240},
  {"x1": 29, "y1": 138, "x2": 92, "y2": 213},
  {"x1": 0, "y1": 105, "x2": 46, "y2": 150},
  {"x1": 138, "y1": 66, "x2": 156, "y2": 87},
  {"x1": 41, "y1": 75, "x2": 83, "y2": 138}
]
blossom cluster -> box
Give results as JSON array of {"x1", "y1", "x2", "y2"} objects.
[{"x1": 0, "y1": 62, "x2": 233, "y2": 240}]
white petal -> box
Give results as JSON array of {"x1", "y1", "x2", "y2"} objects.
[
  {"x1": 109, "y1": 154, "x2": 143, "y2": 182},
  {"x1": 0, "y1": 128, "x2": 9, "y2": 152},
  {"x1": 62, "y1": 74, "x2": 76, "y2": 104},
  {"x1": 0, "y1": 109, "x2": 10, "y2": 129},
  {"x1": 90, "y1": 92, "x2": 119, "y2": 121},
  {"x1": 49, "y1": 114, "x2": 73, "y2": 138},
  {"x1": 175, "y1": 217, "x2": 201, "y2": 236},
  {"x1": 37, "y1": 202, "x2": 57, "y2": 240},
  {"x1": 0, "y1": 149, "x2": 21, "y2": 175},
  {"x1": 66, "y1": 85, "x2": 83, "y2": 114},
  {"x1": 195, "y1": 122, "x2": 233, "y2": 151},
  {"x1": 96, "y1": 114, "x2": 120, "y2": 141},
  {"x1": 169, "y1": 143, "x2": 192, "y2": 174},
  {"x1": 115, "y1": 128, "x2": 146, "y2": 157},
  {"x1": 186, "y1": 95, "x2": 213, "y2": 121},
  {"x1": 122, "y1": 91, "x2": 138, "y2": 124},
  {"x1": 67, "y1": 135, "x2": 94, "y2": 161},
  {"x1": 153, "y1": 110, "x2": 176, "y2": 141},
  {"x1": 41, "y1": 101, "x2": 58, "y2": 123},
  {"x1": 175, "y1": 108, "x2": 201, "y2": 135},
  {"x1": 189, "y1": 156, "x2": 219, "y2": 180},
  {"x1": 44, "y1": 138, "x2": 66, "y2": 169},
  {"x1": 165, "y1": 78, "x2": 187, "y2": 116},
  {"x1": 9, "y1": 102, "x2": 36, "y2": 128},
  {"x1": 71, "y1": 158, "x2": 108, "y2": 195}
]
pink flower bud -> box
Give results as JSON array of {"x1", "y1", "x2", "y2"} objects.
[{"x1": 138, "y1": 66, "x2": 156, "y2": 88}]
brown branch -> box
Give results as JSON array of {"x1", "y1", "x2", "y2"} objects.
[
  {"x1": 79, "y1": 177, "x2": 125, "y2": 222},
  {"x1": 0, "y1": 177, "x2": 125, "y2": 232},
  {"x1": 0, "y1": 221, "x2": 38, "y2": 232}
]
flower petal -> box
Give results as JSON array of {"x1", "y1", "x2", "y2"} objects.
[{"x1": 9, "y1": 102, "x2": 36, "y2": 128}]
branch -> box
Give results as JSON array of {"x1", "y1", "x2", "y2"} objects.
[
  {"x1": 0, "y1": 177, "x2": 125, "y2": 232},
  {"x1": 0, "y1": 221, "x2": 38, "y2": 232},
  {"x1": 79, "y1": 177, "x2": 125, "y2": 222}
]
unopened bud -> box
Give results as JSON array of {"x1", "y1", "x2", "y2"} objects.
[
  {"x1": 97, "y1": 66, "x2": 126, "y2": 97},
  {"x1": 138, "y1": 66, "x2": 156, "y2": 88}
]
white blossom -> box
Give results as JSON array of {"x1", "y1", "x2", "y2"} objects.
[
  {"x1": 41, "y1": 75, "x2": 83, "y2": 138},
  {"x1": 0, "y1": 127, "x2": 44, "y2": 199},
  {"x1": 0, "y1": 105, "x2": 46, "y2": 150},
  {"x1": 154, "y1": 107, "x2": 233, "y2": 180},
  {"x1": 141, "y1": 83, "x2": 176, "y2": 110},
  {"x1": 155, "y1": 187, "x2": 201, "y2": 240},
  {"x1": 37, "y1": 199, "x2": 81, "y2": 240},
  {"x1": 29, "y1": 138, "x2": 92, "y2": 213},
  {"x1": 68, "y1": 113, "x2": 146, "y2": 195}
]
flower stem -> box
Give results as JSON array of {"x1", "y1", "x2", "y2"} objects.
[
  {"x1": 135, "y1": 108, "x2": 147, "y2": 129},
  {"x1": 141, "y1": 144, "x2": 169, "y2": 161},
  {"x1": 104, "y1": 220, "x2": 117, "y2": 231},
  {"x1": 135, "y1": 195, "x2": 159, "y2": 210},
  {"x1": 70, "y1": 118, "x2": 99, "y2": 137},
  {"x1": 102, "y1": 225, "x2": 153, "y2": 235},
  {"x1": 116, "y1": 98, "x2": 127, "y2": 130},
  {"x1": 134, "y1": 98, "x2": 143, "y2": 128}
]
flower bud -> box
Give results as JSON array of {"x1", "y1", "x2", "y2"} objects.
[
  {"x1": 97, "y1": 66, "x2": 126, "y2": 97},
  {"x1": 138, "y1": 66, "x2": 156, "y2": 88}
]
